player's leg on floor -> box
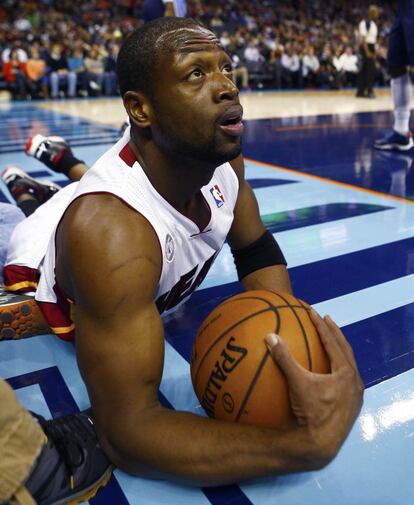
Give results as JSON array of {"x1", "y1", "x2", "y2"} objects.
[
  {"x1": 25, "y1": 135, "x2": 87, "y2": 181},
  {"x1": 1, "y1": 165, "x2": 61, "y2": 217}
]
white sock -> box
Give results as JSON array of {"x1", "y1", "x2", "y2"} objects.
[{"x1": 391, "y1": 73, "x2": 412, "y2": 135}]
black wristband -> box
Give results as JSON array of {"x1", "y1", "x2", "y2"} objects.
[
  {"x1": 56, "y1": 150, "x2": 84, "y2": 177},
  {"x1": 231, "y1": 230, "x2": 287, "y2": 281}
]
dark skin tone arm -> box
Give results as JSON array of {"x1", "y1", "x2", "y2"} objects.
[
  {"x1": 228, "y1": 154, "x2": 292, "y2": 294},
  {"x1": 56, "y1": 176, "x2": 363, "y2": 486}
]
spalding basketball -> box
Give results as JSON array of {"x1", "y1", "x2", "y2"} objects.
[{"x1": 190, "y1": 290, "x2": 330, "y2": 429}]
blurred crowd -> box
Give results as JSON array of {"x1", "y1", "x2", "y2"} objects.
[{"x1": 0, "y1": 0, "x2": 398, "y2": 100}]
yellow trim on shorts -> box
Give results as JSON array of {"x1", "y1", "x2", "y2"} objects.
[
  {"x1": 52, "y1": 323, "x2": 75, "y2": 334},
  {"x1": 4, "y1": 280, "x2": 38, "y2": 291}
]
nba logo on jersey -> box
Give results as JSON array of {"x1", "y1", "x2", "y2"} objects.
[{"x1": 210, "y1": 185, "x2": 225, "y2": 208}]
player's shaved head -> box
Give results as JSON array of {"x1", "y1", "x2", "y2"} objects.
[{"x1": 117, "y1": 17, "x2": 220, "y2": 98}]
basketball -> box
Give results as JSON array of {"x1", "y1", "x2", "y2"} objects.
[{"x1": 190, "y1": 290, "x2": 330, "y2": 429}]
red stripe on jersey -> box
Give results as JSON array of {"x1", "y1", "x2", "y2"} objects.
[
  {"x1": 37, "y1": 282, "x2": 75, "y2": 341},
  {"x1": 3, "y1": 264, "x2": 40, "y2": 292},
  {"x1": 119, "y1": 143, "x2": 137, "y2": 167}
]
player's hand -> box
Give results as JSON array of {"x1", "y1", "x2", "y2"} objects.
[{"x1": 265, "y1": 309, "x2": 364, "y2": 463}]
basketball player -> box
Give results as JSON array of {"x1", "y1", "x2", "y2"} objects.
[
  {"x1": 1, "y1": 18, "x2": 363, "y2": 501},
  {"x1": 375, "y1": 0, "x2": 414, "y2": 151}
]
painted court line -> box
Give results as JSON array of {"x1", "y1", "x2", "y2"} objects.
[
  {"x1": 313, "y1": 274, "x2": 414, "y2": 327},
  {"x1": 205, "y1": 210, "x2": 414, "y2": 288},
  {"x1": 246, "y1": 157, "x2": 414, "y2": 206}
]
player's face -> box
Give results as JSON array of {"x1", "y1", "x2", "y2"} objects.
[{"x1": 150, "y1": 26, "x2": 243, "y2": 166}]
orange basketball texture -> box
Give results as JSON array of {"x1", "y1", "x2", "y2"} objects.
[{"x1": 190, "y1": 290, "x2": 330, "y2": 429}]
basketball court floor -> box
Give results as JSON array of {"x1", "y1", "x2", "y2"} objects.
[{"x1": 1, "y1": 88, "x2": 414, "y2": 504}]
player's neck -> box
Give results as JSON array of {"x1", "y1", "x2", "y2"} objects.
[{"x1": 129, "y1": 139, "x2": 216, "y2": 212}]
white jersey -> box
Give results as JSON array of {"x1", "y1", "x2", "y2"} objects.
[{"x1": 4, "y1": 129, "x2": 239, "y2": 339}]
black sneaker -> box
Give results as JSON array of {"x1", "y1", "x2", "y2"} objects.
[
  {"x1": 26, "y1": 411, "x2": 113, "y2": 505},
  {"x1": 0, "y1": 285, "x2": 50, "y2": 339},
  {"x1": 1, "y1": 165, "x2": 60, "y2": 204},
  {"x1": 25, "y1": 134, "x2": 73, "y2": 173},
  {"x1": 374, "y1": 130, "x2": 414, "y2": 152}
]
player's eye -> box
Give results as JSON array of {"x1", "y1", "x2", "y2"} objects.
[
  {"x1": 222, "y1": 64, "x2": 233, "y2": 75},
  {"x1": 188, "y1": 68, "x2": 204, "y2": 81}
]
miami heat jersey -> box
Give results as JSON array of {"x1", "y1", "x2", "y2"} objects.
[{"x1": 4, "y1": 128, "x2": 239, "y2": 340}]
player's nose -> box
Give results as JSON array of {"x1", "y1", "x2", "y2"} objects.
[{"x1": 213, "y1": 73, "x2": 239, "y2": 103}]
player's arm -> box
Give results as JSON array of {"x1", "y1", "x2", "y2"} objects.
[
  {"x1": 60, "y1": 195, "x2": 362, "y2": 486},
  {"x1": 163, "y1": 1, "x2": 175, "y2": 16},
  {"x1": 227, "y1": 155, "x2": 292, "y2": 294}
]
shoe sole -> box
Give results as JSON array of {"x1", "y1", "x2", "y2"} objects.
[
  {"x1": 374, "y1": 140, "x2": 414, "y2": 152},
  {"x1": 50, "y1": 465, "x2": 114, "y2": 505},
  {"x1": 0, "y1": 288, "x2": 50, "y2": 339}
]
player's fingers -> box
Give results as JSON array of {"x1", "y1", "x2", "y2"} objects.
[
  {"x1": 309, "y1": 308, "x2": 346, "y2": 370},
  {"x1": 265, "y1": 333, "x2": 309, "y2": 385},
  {"x1": 323, "y1": 315, "x2": 358, "y2": 369}
]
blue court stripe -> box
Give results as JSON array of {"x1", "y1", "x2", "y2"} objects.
[
  {"x1": 28, "y1": 170, "x2": 53, "y2": 178},
  {"x1": 247, "y1": 178, "x2": 298, "y2": 189},
  {"x1": 344, "y1": 301, "x2": 414, "y2": 387},
  {"x1": 7, "y1": 366, "x2": 130, "y2": 505},
  {"x1": 262, "y1": 203, "x2": 393, "y2": 233},
  {"x1": 7, "y1": 366, "x2": 79, "y2": 416},
  {"x1": 291, "y1": 236, "x2": 414, "y2": 303},
  {"x1": 158, "y1": 391, "x2": 254, "y2": 505},
  {"x1": 164, "y1": 236, "x2": 414, "y2": 365}
]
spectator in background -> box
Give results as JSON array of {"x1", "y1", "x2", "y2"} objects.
[
  {"x1": 104, "y1": 44, "x2": 120, "y2": 96},
  {"x1": 46, "y1": 42, "x2": 77, "y2": 99},
  {"x1": 141, "y1": 0, "x2": 188, "y2": 22},
  {"x1": 25, "y1": 46, "x2": 47, "y2": 98},
  {"x1": 230, "y1": 48, "x2": 249, "y2": 90},
  {"x1": 220, "y1": 30, "x2": 231, "y2": 49},
  {"x1": 337, "y1": 46, "x2": 359, "y2": 88},
  {"x1": 269, "y1": 43, "x2": 284, "y2": 89},
  {"x1": 244, "y1": 40, "x2": 265, "y2": 65},
  {"x1": 67, "y1": 47, "x2": 88, "y2": 97},
  {"x1": 281, "y1": 44, "x2": 302, "y2": 88},
  {"x1": 356, "y1": 4, "x2": 379, "y2": 98},
  {"x1": 320, "y1": 45, "x2": 341, "y2": 89},
  {"x1": 2, "y1": 48, "x2": 28, "y2": 99},
  {"x1": 302, "y1": 46, "x2": 320, "y2": 88},
  {"x1": 84, "y1": 46, "x2": 106, "y2": 96},
  {"x1": 1, "y1": 41, "x2": 28, "y2": 64}
]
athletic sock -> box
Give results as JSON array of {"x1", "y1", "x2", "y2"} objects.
[
  {"x1": 19, "y1": 199, "x2": 41, "y2": 217},
  {"x1": 55, "y1": 150, "x2": 84, "y2": 178},
  {"x1": 391, "y1": 73, "x2": 412, "y2": 136}
]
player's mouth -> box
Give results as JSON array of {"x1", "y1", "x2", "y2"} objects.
[{"x1": 219, "y1": 106, "x2": 244, "y2": 137}]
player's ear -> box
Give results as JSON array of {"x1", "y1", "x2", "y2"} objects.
[{"x1": 123, "y1": 91, "x2": 152, "y2": 128}]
